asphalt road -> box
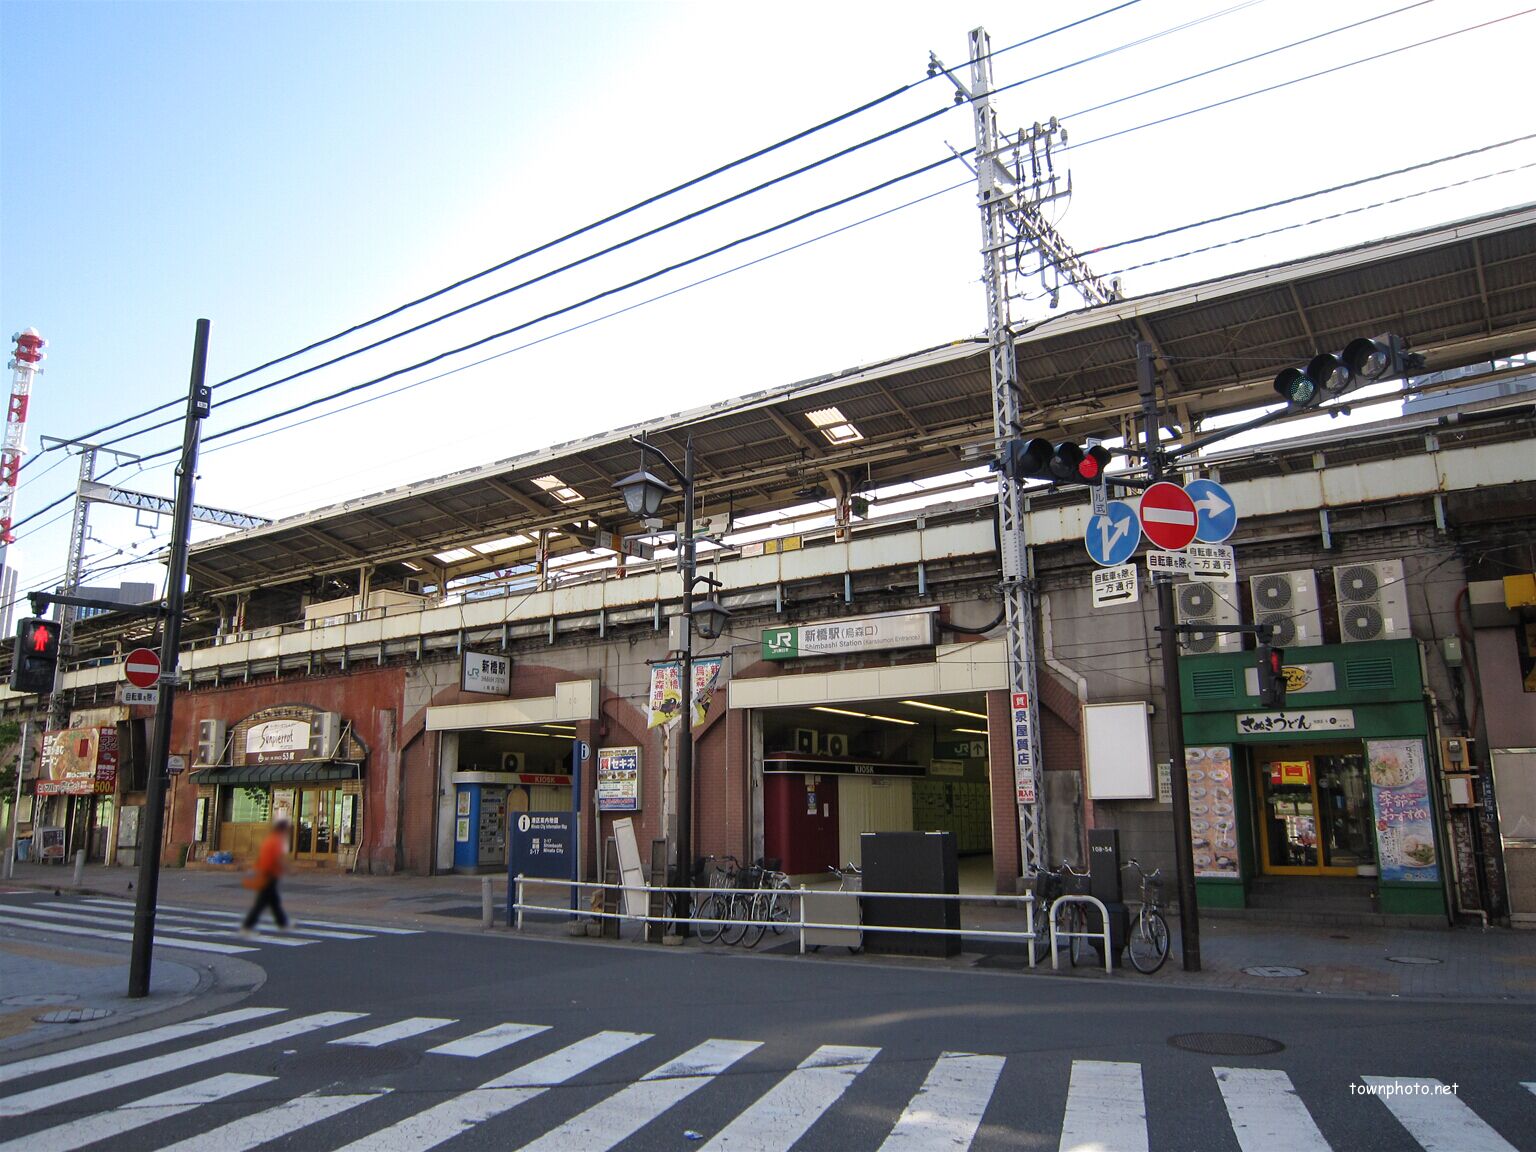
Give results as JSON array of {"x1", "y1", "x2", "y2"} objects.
[{"x1": 1, "y1": 892, "x2": 1533, "y2": 1151}]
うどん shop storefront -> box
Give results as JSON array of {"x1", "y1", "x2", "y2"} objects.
[{"x1": 1177, "y1": 638, "x2": 1448, "y2": 919}]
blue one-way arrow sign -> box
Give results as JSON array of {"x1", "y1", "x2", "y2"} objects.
[
  {"x1": 1186, "y1": 478, "x2": 1238, "y2": 543},
  {"x1": 1085, "y1": 500, "x2": 1141, "y2": 567}
]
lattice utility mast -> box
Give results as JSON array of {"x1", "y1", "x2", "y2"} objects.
[
  {"x1": 939, "y1": 28, "x2": 1122, "y2": 876},
  {"x1": 1, "y1": 330, "x2": 46, "y2": 576}
]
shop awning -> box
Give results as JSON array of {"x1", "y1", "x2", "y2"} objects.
[{"x1": 192, "y1": 761, "x2": 362, "y2": 786}]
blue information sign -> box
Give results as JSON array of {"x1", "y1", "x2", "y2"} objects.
[
  {"x1": 1185, "y1": 478, "x2": 1238, "y2": 543},
  {"x1": 508, "y1": 811, "x2": 575, "y2": 880},
  {"x1": 1084, "y1": 500, "x2": 1141, "y2": 567}
]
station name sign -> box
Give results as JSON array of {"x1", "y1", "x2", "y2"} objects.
[{"x1": 762, "y1": 609, "x2": 938, "y2": 661}]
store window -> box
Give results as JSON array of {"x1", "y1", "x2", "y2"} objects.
[{"x1": 230, "y1": 787, "x2": 272, "y2": 824}]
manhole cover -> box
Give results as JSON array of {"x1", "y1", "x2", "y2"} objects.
[
  {"x1": 1170, "y1": 1032, "x2": 1285, "y2": 1056},
  {"x1": 272, "y1": 1046, "x2": 419, "y2": 1077},
  {"x1": 3, "y1": 994, "x2": 77, "y2": 1007},
  {"x1": 1242, "y1": 965, "x2": 1308, "y2": 978},
  {"x1": 1387, "y1": 955, "x2": 1443, "y2": 965},
  {"x1": 34, "y1": 1007, "x2": 113, "y2": 1024}
]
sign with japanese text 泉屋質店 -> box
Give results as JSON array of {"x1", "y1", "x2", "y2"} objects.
[
  {"x1": 1235, "y1": 709, "x2": 1355, "y2": 735},
  {"x1": 1367, "y1": 738, "x2": 1440, "y2": 883},
  {"x1": 761, "y1": 610, "x2": 937, "y2": 661},
  {"x1": 461, "y1": 650, "x2": 511, "y2": 695},
  {"x1": 596, "y1": 746, "x2": 641, "y2": 812},
  {"x1": 1011, "y1": 691, "x2": 1035, "y2": 804}
]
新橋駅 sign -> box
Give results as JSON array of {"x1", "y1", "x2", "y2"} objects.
[{"x1": 762, "y1": 609, "x2": 937, "y2": 661}]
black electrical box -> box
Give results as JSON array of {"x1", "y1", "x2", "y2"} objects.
[{"x1": 860, "y1": 831, "x2": 960, "y2": 957}]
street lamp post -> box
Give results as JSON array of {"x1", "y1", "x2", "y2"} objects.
[{"x1": 614, "y1": 436, "x2": 728, "y2": 930}]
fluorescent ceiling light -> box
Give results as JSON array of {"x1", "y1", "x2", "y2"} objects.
[
  {"x1": 900, "y1": 699, "x2": 953, "y2": 714},
  {"x1": 811, "y1": 705, "x2": 914, "y2": 727},
  {"x1": 950, "y1": 708, "x2": 987, "y2": 721},
  {"x1": 811, "y1": 706, "x2": 865, "y2": 719},
  {"x1": 867, "y1": 713, "x2": 917, "y2": 727},
  {"x1": 953, "y1": 727, "x2": 988, "y2": 736},
  {"x1": 401, "y1": 561, "x2": 423, "y2": 572}
]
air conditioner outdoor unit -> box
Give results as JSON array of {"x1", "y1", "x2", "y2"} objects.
[
  {"x1": 403, "y1": 578, "x2": 424, "y2": 595},
  {"x1": 793, "y1": 729, "x2": 818, "y2": 755},
  {"x1": 1175, "y1": 581, "x2": 1242, "y2": 654},
  {"x1": 195, "y1": 719, "x2": 227, "y2": 766},
  {"x1": 310, "y1": 711, "x2": 342, "y2": 758},
  {"x1": 502, "y1": 751, "x2": 523, "y2": 773},
  {"x1": 1248, "y1": 570, "x2": 1324, "y2": 649},
  {"x1": 822, "y1": 733, "x2": 849, "y2": 758},
  {"x1": 1334, "y1": 559, "x2": 1411, "y2": 643}
]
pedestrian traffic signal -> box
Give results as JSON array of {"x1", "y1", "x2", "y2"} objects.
[
  {"x1": 1000, "y1": 438, "x2": 1112, "y2": 486},
  {"x1": 1257, "y1": 643, "x2": 1287, "y2": 709},
  {"x1": 9, "y1": 617, "x2": 59, "y2": 694},
  {"x1": 1273, "y1": 333, "x2": 1421, "y2": 409}
]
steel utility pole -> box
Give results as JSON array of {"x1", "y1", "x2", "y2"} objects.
[
  {"x1": 129, "y1": 319, "x2": 211, "y2": 999},
  {"x1": 1138, "y1": 341, "x2": 1201, "y2": 971}
]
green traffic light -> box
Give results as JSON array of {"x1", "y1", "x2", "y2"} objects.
[{"x1": 1274, "y1": 366, "x2": 1318, "y2": 407}]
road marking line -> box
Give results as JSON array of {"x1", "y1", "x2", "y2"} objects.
[
  {"x1": 516, "y1": 1038, "x2": 761, "y2": 1152},
  {"x1": 84, "y1": 897, "x2": 421, "y2": 935},
  {"x1": 330, "y1": 1030, "x2": 650, "y2": 1152},
  {"x1": 701, "y1": 1043, "x2": 880, "y2": 1151},
  {"x1": 1214, "y1": 1067, "x2": 1329, "y2": 1152},
  {"x1": 0, "y1": 1008, "x2": 282, "y2": 1085},
  {"x1": 1361, "y1": 1077, "x2": 1517, "y2": 1152},
  {"x1": 0, "y1": 1011, "x2": 365, "y2": 1118},
  {"x1": 30, "y1": 903, "x2": 315, "y2": 946},
  {"x1": 80, "y1": 899, "x2": 375, "y2": 939},
  {"x1": 331, "y1": 1018, "x2": 457, "y2": 1047},
  {"x1": 155, "y1": 1088, "x2": 390, "y2": 1152},
  {"x1": 1059, "y1": 1060, "x2": 1147, "y2": 1152},
  {"x1": 0, "y1": 1072, "x2": 271, "y2": 1152},
  {"x1": 427, "y1": 1022, "x2": 550, "y2": 1058},
  {"x1": 0, "y1": 912, "x2": 256, "y2": 955},
  {"x1": 878, "y1": 1052, "x2": 1004, "y2": 1151}
]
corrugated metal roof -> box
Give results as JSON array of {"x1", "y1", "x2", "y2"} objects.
[{"x1": 184, "y1": 204, "x2": 1536, "y2": 596}]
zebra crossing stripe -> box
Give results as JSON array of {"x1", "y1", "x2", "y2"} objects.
[
  {"x1": 330, "y1": 1030, "x2": 651, "y2": 1152},
  {"x1": 1214, "y1": 1067, "x2": 1329, "y2": 1152},
  {"x1": 428, "y1": 1023, "x2": 550, "y2": 1059},
  {"x1": 1058, "y1": 1060, "x2": 1147, "y2": 1152},
  {"x1": 154, "y1": 1088, "x2": 390, "y2": 1152},
  {"x1": 0, "y1": 912, "x2": 256, "y2": 955},
  {"x1": 83, "y1": 897, "x2": 420, "y2": 934},
  {"x1": 0, "y1": 1008, "x2": 282, "y2": 1085},
  {"x1": 516, "y1": 1038, "x2": 762, "y2": 1152},
  {"x1": 0, "y1": 1011, "x2": 365, "y2": 1118},
  {"x1": 1361, "y1": 1077, "x2": 1519, "y2": 1152},
  {"x1": 30, "y1": 903, "x2": 316, "y2": 946},
  {"x1": 331, "y1": 1018, "x2": 457, "y2": 1047},
  {"x1": 878, "y1": 1052, "x2": 1005, "y2": 1151},
  {"x1": 701, "y1": 1044, "x2": 881, "y2": 1151},
  {"x1": 0, "y1": 1072, "x2": 272, "y2": 1152},
  {"x1": 78, "y1": 899, "x2": 371, "y2": 940}
]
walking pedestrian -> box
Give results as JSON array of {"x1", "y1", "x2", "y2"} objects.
[{"x1": 241, "y1": 815, "x2": 292, "y2": 936}]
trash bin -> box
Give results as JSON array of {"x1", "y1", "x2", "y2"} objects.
[
  {"x1": 860, "y1": 831, "x2": 960, "y2": 958},
  {"x1": 15, "y1": 838, "x2": 30, "y2": 863}
]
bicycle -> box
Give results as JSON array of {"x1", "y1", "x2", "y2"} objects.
[
  {"x1": 693, "y1": 855, "x2": 739, "y2": 944},
  {"x1": 827, "y1": 862, "x2": 862, "y2": 891},
  {"x1": 1028, "y1": 859, "x2": 1091, "y2": 965},
  {"x1": 739, "y1": 857, "x2": 786, "y2": 949},
  {"x1": 1122, "y1": 857, "x2": 1170, "y2": 974}
]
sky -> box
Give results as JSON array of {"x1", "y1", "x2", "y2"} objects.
[{"x1": 1, "y1": 0, "x2": 1533, "y2": 605}]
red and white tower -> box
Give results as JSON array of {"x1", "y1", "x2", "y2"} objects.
[{"x1": 1, "y1": 329, "x2": 46, "y2": 557}]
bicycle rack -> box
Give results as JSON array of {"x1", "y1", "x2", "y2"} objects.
[{"x1": 1048, "y1": 894, "x2": 1113, "y2": 974}]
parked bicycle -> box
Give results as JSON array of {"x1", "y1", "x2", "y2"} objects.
[
  {"x1": 827, "y1": 862, "x2": 862, "y2": 891},
  {"x1": 694, "y1": 855, "x2": 790, "y2": 948},
  {"x1": 1029, "y1": 859, "x2": 1092, "y2": 965},
  {"x1": 692, "y1": 854, "x2": 740, "y2": 944},
  {"x1": 1122, "y1": 857, "x2": 1170, "y2": 974}
]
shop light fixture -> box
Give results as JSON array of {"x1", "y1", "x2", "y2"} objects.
[
  {"x1": 811, "y1": 706, "x2": 865, "y2": 719},
  {"x1": 810, "y1": 705, "x2": 915, "y2": 727},
  {"x1": 900, "y1": 699, "x2": 988, "y2": 721},
  {"x1": 867, "y1": 713, "x2": 917, "y2": 727},
  {"x1": 486, "y1": 728, "x2": 575, "y2": 739},
  {"x1": 953, "y1": 727, "x2": 988, "y2": 736}
]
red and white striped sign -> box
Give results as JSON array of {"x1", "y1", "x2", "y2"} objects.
[
  {"x1": 1139, "y1": 482, "x2": 1199, "y2": 551},
  {"x1": 123, "y1": 648, "x2": 161, "y2": 689}
]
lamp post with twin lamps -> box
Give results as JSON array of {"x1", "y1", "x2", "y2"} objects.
[{"x1": 613, "y1": 436, "x2": 729, "y2": 930}]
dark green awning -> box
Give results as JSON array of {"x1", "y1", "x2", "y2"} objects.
[{"x1": 192, "y1": 761, "x2": 361, "y2": 786}]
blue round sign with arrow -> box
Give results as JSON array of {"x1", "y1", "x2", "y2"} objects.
[
  {"x1": 1085, "y1": 500, "x2": 1141, "y2": 567},
  {"x1": 1186, "y1": 478, "x2": 1239, "y2": 543}
]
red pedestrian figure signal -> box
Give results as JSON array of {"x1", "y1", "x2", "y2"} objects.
[
  {"x1": 10, "y1": 617, "x2": 59, "y2": 694},
  {"x1": 30, "y1": 623, "x2": 53, "y2": 652}
]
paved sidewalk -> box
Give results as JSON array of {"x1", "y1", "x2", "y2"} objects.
[{"x1": 6, "y1": 860, "x2": 1535, "y2": 1004}]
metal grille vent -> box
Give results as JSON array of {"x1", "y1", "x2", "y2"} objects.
[
  {"x1": 1191, "y1": 669, "x2": 1237, "y2": 698},
  {"x1": 1346, "y1": 657, "x2": 1396, "y2": 691}
]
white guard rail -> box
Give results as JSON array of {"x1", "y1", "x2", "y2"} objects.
[{"x1": 511, "y1": 875, "x2": 1113, "y2": 974}]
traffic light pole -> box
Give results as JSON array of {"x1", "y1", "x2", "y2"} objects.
[
  {"x1": 1137, "y1": 341, "x2": 1201, "y2": 973},
  {"x1": 128, "y1": 319, "x2": 210, "y2": 999}
]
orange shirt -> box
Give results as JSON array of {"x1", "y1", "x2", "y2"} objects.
[{"x1": 256, "y1": 831, "x2": 287, "y2": 881}]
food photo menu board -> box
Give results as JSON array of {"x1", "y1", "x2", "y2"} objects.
[
  {"x1": 1367, "y1": 738, "x2": 1439, "y2": 883},
  {"x1": 1186, "y1": 745, "x2": 1238, "y2": 878}
]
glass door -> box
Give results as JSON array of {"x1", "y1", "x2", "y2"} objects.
[
  {"x1": 1256, "y1": 746, "x2": 1375, "y2": 876},
  {"x1": 293, "y1": 789, "x2": 339, "y2": 861}
]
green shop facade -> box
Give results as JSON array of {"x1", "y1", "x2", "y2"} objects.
[{"x1": 1178, "y1": 638, "x2": 1447, "y2": 919}]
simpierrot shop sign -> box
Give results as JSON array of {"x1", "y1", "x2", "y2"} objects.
[{"x1": 762, "y1": 609, "x2": 938, "y2": 661}]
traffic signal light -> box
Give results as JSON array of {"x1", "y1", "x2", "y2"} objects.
[
  {"x1": 1274, "y1": 333, "x2": 1420, "y2": 409},
  {"x1": 1257, "y1": 643, "x2": 1287, "y2": 709},
  {"x1": 1000, "y1": 438, "x2": 1111, "y2": 486},
  {"x1": 9, "y1": 617, "x2": 59, "y2": 694}
]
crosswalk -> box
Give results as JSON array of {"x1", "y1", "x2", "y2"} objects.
[
  {"x1": 0, "y1": 895, "x2": 419, "y2": 955},
  {"x1": 0, "y1": 1008, "x2": 1530, "y2": 1151}
]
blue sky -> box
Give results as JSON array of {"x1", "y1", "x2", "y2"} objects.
[{"x1": 2, "y1": 0, "x2": 1532, "y2": 603}]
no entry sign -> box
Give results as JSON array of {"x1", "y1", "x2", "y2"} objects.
[
  {"x1": 123, "y1": 647, "x2": 162, "y2": 689},
  {"x1": 1139, "y1": 482, "x2": 1199, "y2": 551}
]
